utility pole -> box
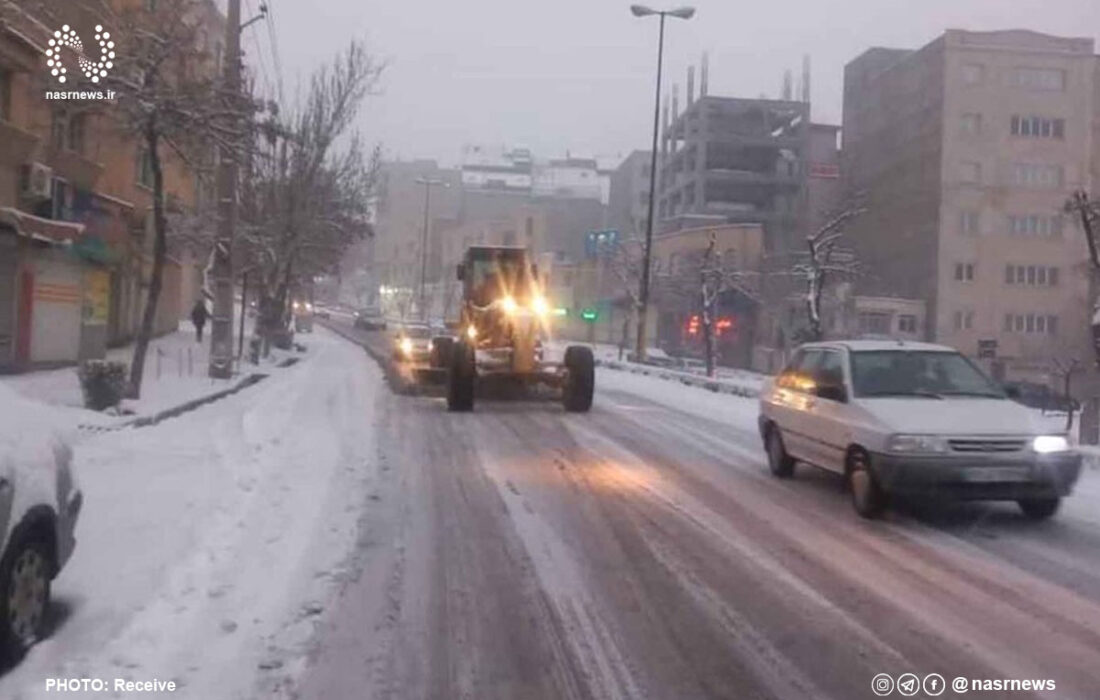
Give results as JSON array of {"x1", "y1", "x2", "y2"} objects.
[
  {"x1": 209, "y1": 0, "x2": 243, "y2": 378},
  {"x1": 630, "y1": 5, "x2": 695, "y2": 361},
  {"x1": 1067, "y1": 190, "x2": 1100, "y2": 443},
  {"x1": 415, "y1": 176, "x2": 447, "y2": 321}
]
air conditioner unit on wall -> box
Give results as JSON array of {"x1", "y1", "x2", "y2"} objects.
[{"x1": 21, "y1": 163, "x2": 53, "y2": 201}]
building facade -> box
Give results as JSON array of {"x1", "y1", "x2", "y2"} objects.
[
  {"x1": 658, "y1": 94, "x2": 811, "y2": 253},
  {"x1": 843, "y1": 29, "x2": 1099, "y2": 381},
  {"x1": 607, "y1": 150, "x2": 652, "y2": 239}
]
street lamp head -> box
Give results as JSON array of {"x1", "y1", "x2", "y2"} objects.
[
  {"x1": 668, "y1": 6, "x2": 695, "y2": 19},
  {"x1": 630, "y1": 4, "x2": 657, "y2": 17}
]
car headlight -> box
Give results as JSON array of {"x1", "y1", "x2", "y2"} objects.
[
  {"x1": 400, "y1": 338, "x2": 413, "y2": 355},
  {"x1": 1032, "y1": 435, "x2": 1070, "y2": 454},
  {"x1": 305, "y1": 303, "x2": 313, "y2": 312},
  {"x1": 500, "y1": 296, "x2": 518, "y2": 315},
  {"x1": 531, "y1": 295, "x2": 549, "y2": 316},
  {"x1": 885, "y1": 434, "x2": 950, "y2": 453},
  {"x1": 466, "y1": 325, "x2": 478, "y2": 340}
]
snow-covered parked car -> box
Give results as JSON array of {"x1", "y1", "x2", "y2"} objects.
[
  {"x1": 0, "y1": 384, "x2": 82, "y2": 659},
  {"x1": 758, "y1": 340, "x2": 1082, "y2": 519}
]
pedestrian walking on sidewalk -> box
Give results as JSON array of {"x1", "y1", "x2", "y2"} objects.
[{"x1": 191, "y1": 299, "x2": 209, "y2": 342}]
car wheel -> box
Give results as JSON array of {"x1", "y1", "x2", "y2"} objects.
[
  {"x1": 848, "y1": 449, "x2": 886, "y2": 519},
  {"x1": 447, "y1": 341, "x2": 475, "y2": 412},
  {"x1": 0, "y1": 533, "x2": 52, "y2": 660},
  {"x1": 1018, "y1": 497, "x2": 1060, "y2": 520},
  {"x1": 562, "y1": 346, "x2": 595, "y2": 413},
  {"x1": 765, "y1": 425, "x2": 795, "y2": 478}
]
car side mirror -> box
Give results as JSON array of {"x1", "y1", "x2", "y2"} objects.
[
  {"x1": 815, "y1": 383, "x2": 848, "y2": 403},
  {"x1": 456, "y1": 264, "x2": 465, "y2": 281}
]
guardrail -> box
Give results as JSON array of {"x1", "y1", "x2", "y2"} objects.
[{"x1": 594, "y1": 359, "x2": 761, "y2": 399}]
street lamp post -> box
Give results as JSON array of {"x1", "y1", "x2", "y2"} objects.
[
  {"x1": 415, "y1": 177, "x2": 449, "y2": 321},
  {"x1": 630, "y1": 4, "x2": 695, "y2": 360}
]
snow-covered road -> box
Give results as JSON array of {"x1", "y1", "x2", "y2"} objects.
[
  {"x1": 6, "y1": 320, "x2": 1100, "y2": 699},
  {"x1": 1, "y1": 330, "x2": 384, "y2": 699},
  {"x1": 289, "y1": 323, "x2": 1100, "y2": 700}
]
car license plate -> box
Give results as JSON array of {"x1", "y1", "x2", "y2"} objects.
[{"x1": 962, "y1": 467, "x2": 1030, "y2": 482}]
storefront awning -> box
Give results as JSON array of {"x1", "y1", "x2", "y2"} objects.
[{"x1": 0, "y1": 207, "x2": 86, "y2": 245}]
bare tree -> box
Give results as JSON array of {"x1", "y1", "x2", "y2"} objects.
[
  {"x1": 792, "y1": 200, "x2": 865, "y2": 342},
  {"x1": 661, "y1": 233, "x2": 761, "y2": 377},
  {"x1": 604, "y1": 235, "x2": 654, "y2": 359},
  {"x1": 238, "y1": 41, "x2": 383, "y2": 348},
  {"x1": 76, "y1": 0, "x2": 249, "y2": 397}
]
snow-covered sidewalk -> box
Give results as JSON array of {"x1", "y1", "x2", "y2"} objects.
[
  {"x1": 1, "y1": 321, "x2": 300, "y2": 425},
  {"x1": 0, "y1": 328, "x2": 385, "y2": 699}
]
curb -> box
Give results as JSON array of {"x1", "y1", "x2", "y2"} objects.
[
  {"x1": 594, "y1": 359, "x2": 761, "y2": 399},
  {"x1": 78, "y1": 372, "x2": 270, "y2": 434}
]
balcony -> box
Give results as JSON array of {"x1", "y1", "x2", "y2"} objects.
[
  {"x1": 0, "y1": 120, "x2": 40, "y2": 166},
  {"x1": 48, "y1": 147, "x2": 105, "y2": 191}
]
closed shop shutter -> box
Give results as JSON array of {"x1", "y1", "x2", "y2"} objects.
[
  {"x1": 0, "y1": 235, "x2": 16, "y2": 366},
  {"x1": 30, "y1": 253, "x2": 83, "y2": 364}
]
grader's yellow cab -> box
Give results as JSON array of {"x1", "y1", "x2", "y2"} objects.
[{"x1": 437, "y1": 246, "x2": 594, "y2": 412}]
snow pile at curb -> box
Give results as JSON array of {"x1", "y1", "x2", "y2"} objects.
[
  {"x1": 594, "y1": 358, "x2": 763, "y2": 398},
  {"x1": 0, "y1": 329, "x2": 384, "y2": 700}
]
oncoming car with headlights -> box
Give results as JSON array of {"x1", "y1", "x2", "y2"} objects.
[
  {"x1": 292, "y1": 300, "x2": 314, "y2": 333},
  {"x1": 393, "y1": 323, "x2": 434, "y2": 364},
  {"x1": 758, "y1": 340, "x2": 1081, "y2": 519}
]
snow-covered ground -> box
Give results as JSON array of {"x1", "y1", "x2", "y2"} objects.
[
  {"x1": 0, "y1": 322, "x2": 303, "y2": 425},
  {"x1": 0, "y1": 328, "x2": 384, "y2": 699}
]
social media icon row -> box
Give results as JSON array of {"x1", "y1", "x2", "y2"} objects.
[{"x1": 872, "y1": 672, "x2": 947, "y2": 696}]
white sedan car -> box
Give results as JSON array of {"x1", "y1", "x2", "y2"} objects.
[
  {"x1": 0, "y1": 383, "x2": 82, "y2": 659},
  {"x1": 758, "y1": 340, "x2": 1081, "y2": 519}
]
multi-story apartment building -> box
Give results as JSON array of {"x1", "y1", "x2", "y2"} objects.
[
  {"x1": 607, "y1": 150, "x2": 651, "y2": 238},
  {"x1": 843, "y1": 29, "x2": 1099, "y2": 380},
  {"x1": 0, "y1": 0, "x2": 221, "y2": 370}
]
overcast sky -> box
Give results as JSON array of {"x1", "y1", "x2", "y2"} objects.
[{"x1": 242, "y1": 0, "x2": 1100, "y2": 167}]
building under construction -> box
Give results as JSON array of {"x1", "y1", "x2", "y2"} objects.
[{"x1": 657, "y1": 56, "x2": 839, "y2": 255}]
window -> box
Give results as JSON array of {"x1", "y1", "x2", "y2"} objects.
[
  {"x1": 0, "y1": 68, "x2": 11, "y2": 121},
  {"x1": 960, "y1": 210, "x2": 980, "y2": 236},
  {"x1": 960, "y1": 113, "x2": 982, "y2": 135},
  {"x1": 898, "y1": 315, "x2": 918, "y2": 334},
  {"x1": 136, "y1": 146, "x2": 154, "y2": 188},
  {"x1": 1010, "y1": 67, "x2": 1065, "y2": 91},
  {"x1": 1012, "y1": 163, "x2": 1062, "y2": 188},
  {"x1": 1008, "y1": 214, "x2": 1062, "y2": 237},
  {"x1": 962, "y1": 63, "x2": 985, "y2": 85},
  {"x1": 858, "y1": 312, "x2": 891, "y2": 336},
  {"x1": 1003, "y1": 313, "x2": 1059, "y2": 335},
  {"x1": 953, "y1": 310, "x2": 974, "y2": 331},
  {"x1": 813, "y1": 351, "x2": 845, "y2": 389},
  {"x1": 850, "y1": 350, "x2": 1001, "y2": 398},
  {"x1": 954, "y1": 262, "x2": 975, "y2": 282},
  {"x1": 1004, "y1": 264, "x2": 1059, "y2": 287},
  {"x1": 1010, "y1": 115, "x2": 1065, "y2": 139},
  {"x1": 960, "y1": 161, "x2": 982, "y2": 183}
]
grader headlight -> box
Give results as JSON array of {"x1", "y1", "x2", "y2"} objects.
[
  {"x1": 531, "y1": 295, "x2": 550, "y2": 317},
  {"x1": 500, "y1": 296, "x2": 519, "y2": 315}
]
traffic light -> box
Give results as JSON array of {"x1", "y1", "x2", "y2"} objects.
[
  {"x1": 686, "y1": 314, "x2": 700, "y2": 335},
  {"x1": 581, "y1": 308, "x2": 599, "y2": 322}
]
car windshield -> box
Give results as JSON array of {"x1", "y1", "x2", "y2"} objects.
[
  {"x1": 402, "y1": 326, "x2": 433, "y2": 339},
  {"x1": 850, "y1": 350, "x2": 1005, "y2": 398}
]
